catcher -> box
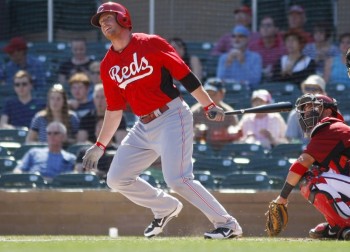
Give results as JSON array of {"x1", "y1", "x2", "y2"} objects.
[{"x1": 267, "y1": 93, "x2": 350, "y2": 240}]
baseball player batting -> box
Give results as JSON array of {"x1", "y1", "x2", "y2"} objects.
[
  {"x1": 273, "y1": 93, "x2": 350, "y2": 240},
  {"x1": 82, "y1": 2, "x2": 242, "y2": 239}
]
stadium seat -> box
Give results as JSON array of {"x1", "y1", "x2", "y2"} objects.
[
  {"x1": 13, "y1": 143, "x2": 48, "y2": 161},
  {"x1": 50, "y1": 172, "x2": 105, "y2": 189},
  {"x1": 220, "y1": 171, "x2": 271, "y2": 190},
  {"x1": 0, "y1": 172, "x2": 47, "y2": 189},
  {"x1": 139, "y1": 171, "x2": 159, "y2": 188},
  {"x1": 0, "y1": 128, "x2": 28, "y2": 143},
  {"x1": 220, "y1": 143, "x2": 265, "y2": 158},
  {"x1": 0, "y1": 156, "x2": 17, "y2": 174},
  {"x1": 66, "y1": 143, "x2": 91, "y2": 156},
  {"x1": 260, "y1": 82, "x2": 302, "y2": 104},
  {"x1": 193, "y1": 156, "x2": 239, "y2": 179},
  {"x1": 194, "y1": 170, "x2": 216, "y2": 190},
  {"x1": 244, "y1": 156, "x2": 290, "y2": 179},
  {"x1": 193, "y1": 142, "x2": 222, "y2": 159},
  {"x1": 268, "y1": 143, "x2": 304, "y2": 159},
  {"x1": 0, "y1": 145, "x2": 11, "y2": 157}
]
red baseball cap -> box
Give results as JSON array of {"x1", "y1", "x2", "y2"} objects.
[
  {"x1": 234, "y1": 5, "x2": 252, "y2": 16},
  {"x1": 3, "y1": 37, "x2": 27, "y2": 54}
]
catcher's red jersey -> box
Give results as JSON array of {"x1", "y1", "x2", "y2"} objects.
[
  {"x1": 100, "y1": 33, "x2": 191, "y2": 116},
  {"x1": 304, "y1": 117, "x2": 350, "y2": 176}
]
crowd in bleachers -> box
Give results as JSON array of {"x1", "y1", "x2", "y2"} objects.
[{"x1": 0, "y1": 3, "x2": 350, "y2": 190}]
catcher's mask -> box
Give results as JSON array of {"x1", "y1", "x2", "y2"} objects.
[{"x1": 295, "y1": 94, "x2": 341, "y2": 133}]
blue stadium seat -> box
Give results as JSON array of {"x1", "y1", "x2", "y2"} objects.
[
  {"x1": 0, "y1": 172, "x2": 47, "y2": 189},
  {"x1": 50, "y1": 172, "x2": 106, "y2": 189},
  {"x1": 220, "y1": 171, "x2": 271, "y2": 190},
  {"x1": 0, "y1": 156, "x2": 17, "y2": 174}
]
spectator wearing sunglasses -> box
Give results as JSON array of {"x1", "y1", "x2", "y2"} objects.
[
  {"x1": 0, "y1": 70, "x2": 45, "y2": 129},
  {"x1": 285, "y1": 74, "x2": 327, "y2": 144},
  {"x1": 13, "y1": 121, "x2": 76, "y2": 182}
]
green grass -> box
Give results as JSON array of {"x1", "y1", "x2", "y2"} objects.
[{"x1": 0, "y1": 236, "x2": 348, "y2": 252}]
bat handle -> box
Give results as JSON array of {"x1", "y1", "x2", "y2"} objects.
[{"x1": 208, "y1": 111, "x2": 216, "y2": 119}]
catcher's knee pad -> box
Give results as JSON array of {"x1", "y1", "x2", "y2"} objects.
[{"x1": 311, "y1": 190, "x2": 350, "y2": 228}]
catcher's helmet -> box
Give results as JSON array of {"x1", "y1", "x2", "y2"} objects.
[
  {"x1": 295, "y1": 93, "x2": 342, "y2": 132},
  {"x1": 91, "y1": 2, "x2": 132, "y2": 29}
]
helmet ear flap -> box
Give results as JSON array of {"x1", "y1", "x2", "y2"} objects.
[{"x1": 116, "y1": 14, "x2": 131, "y2": 29}]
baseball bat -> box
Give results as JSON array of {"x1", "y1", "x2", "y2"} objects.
[{"x1": 225, "y1": 102, "x2": 293, "y2": 115}]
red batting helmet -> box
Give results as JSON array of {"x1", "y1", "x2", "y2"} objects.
[{"x1": 91, "y1": 2, "x2": 132, "y2": 29}]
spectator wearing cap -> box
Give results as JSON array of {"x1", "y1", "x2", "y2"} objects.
[
  {"x1": 67, "y1": 72, "x2": 95, "y2": 119},
  {"x1": 190, "y1": 78, "x2": 239, "y2": 149},
  {"x1": 285, "y1": 5, "x2": 313, "y2": 43},
  {"x1": 216, "y1": 25, "x2": 262, "y2": 90},
  {"x1": 248, "y1": 16, "x2": 286, "y2": 82},
  {"x1": 0, "y1": 37, "x2": 47, "y2": 95},
  {"x1": 211, "y1": 5, "x2": 256, "y2": 56},
  {"x1": 235, "y1": 89, "x2": 287, "y2": 149},
  {"x1": 271, "y1": 29, "x2": 316, "y2": 87},
  {"x1": 285, "y1": 74, "x2": 327, "y2": 144},
  {"x1": 323, "y1": 33, "x2": 350, "y2": 87}
]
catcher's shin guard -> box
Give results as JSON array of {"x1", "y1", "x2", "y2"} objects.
[{"x1": 300, "y1": 181, "x2": 350, "y2": 228}]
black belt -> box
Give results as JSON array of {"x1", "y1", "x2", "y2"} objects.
[{"x1": 140, "y1": 105, "x2": 169, "y2": 124}]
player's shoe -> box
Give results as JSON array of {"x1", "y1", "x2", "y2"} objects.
[
  {"x1": 144, "y1": 202, "x2": 183, "y2": 238},
  {"x1": 309, "y1": 222, "x2": 338, "y2": 239},
  {"x1": 341, "y1": 228, "x2": 350, "y2": 240},
  {"x1": 204, "y1": 226, "x2": 243, "y2": 239}
]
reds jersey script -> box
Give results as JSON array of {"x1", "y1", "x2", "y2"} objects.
[{"x1": 100, "y1": 33, "x2": 190, "y2": 116}]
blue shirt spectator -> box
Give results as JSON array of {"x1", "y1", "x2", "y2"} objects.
[
  {"x1": 2, "y1": 98, "x2": 45, "y2": 129},
  {"x1": 14, "y1": 121, "x2": 76, "y2": 182},
  {"x1": 324, "y1": 33, "x2": 350, "y2": 86},
  {"x1": 17, "y1": 147, "x2": 76, "y2": 179},
  {"x1": 0, "y1": 37, "x2": 47, "y2": 95},
  {"x1": 216, "y1": 25, "x2": 262, "y2": 90},
  {"x1": 0, "y1": 70, "x2": 45, "y2": 129}
]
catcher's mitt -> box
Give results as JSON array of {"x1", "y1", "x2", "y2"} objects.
[{"x1": 265, "y1": 201, "x2": 288, "y2": 237}]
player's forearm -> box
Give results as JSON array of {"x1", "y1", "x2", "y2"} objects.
[
  {"x1": 191, "y1": 86, "x2": 214, "y2": 107},
  {"x1": 96, "y1": 110, "x2": 123, "y2": 146}
]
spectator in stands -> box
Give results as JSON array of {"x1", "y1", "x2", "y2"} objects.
[
  {"x1": 0, "y1": 37, "x2": 47, "y2": 95},
  {"x1": 303, "y1": 22, "x2": 339, "y2": 75},
  {"x1": 211, "y1": 5, "x2": 253, "y2": 56},
  {"x1": 285, "y1": 5, "x2": 313, "y2": 43},
  {"x1": 285, "y1": 74, "x2": 326, "y2": 144},
  {"x1": 67, "y1": 72, "x2": 95, "y2": 119},
  {"x1": 75, "y1": 117, "x2": 117, "y2": 180},
  {"x1": 235, "y1": 89, "x2": 287, "y2": 149},
  {"x1": 76, "y1": 83, "x2": 128, "y2": 144},
  {"x1": 169, "y1": 37, "x2": 203, "y2": 81},
  {"x1": 216, "y1": 25, "x2": 262, "y2": 90},
  {"x1": 0, "y1": 70, "x2": 45, "y2": 129},
  {"x1": 87, "y1": 60, "x2": 101, "y2": 100},
  {"x1": 13, "y1": 121, "x2": 76, "y2": 182},
  {"x1": 191, "y1": 78, "x2": 239, "y2": 149},
  {"x1": 271, "y1": 29, "x2": 316, "y2": 87},
  {"x1": 58, "y1": 38, "x2": 93, "y2": 85},
  {"x1": 26, "y1": 84, "x2": 79, "y2": 144},
  {"x1": 249, "y1": 16, "x2": 286, "y2": 82},
  {"x1": 323, "y1": 33, "x2": 350, "y2": 86}
]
